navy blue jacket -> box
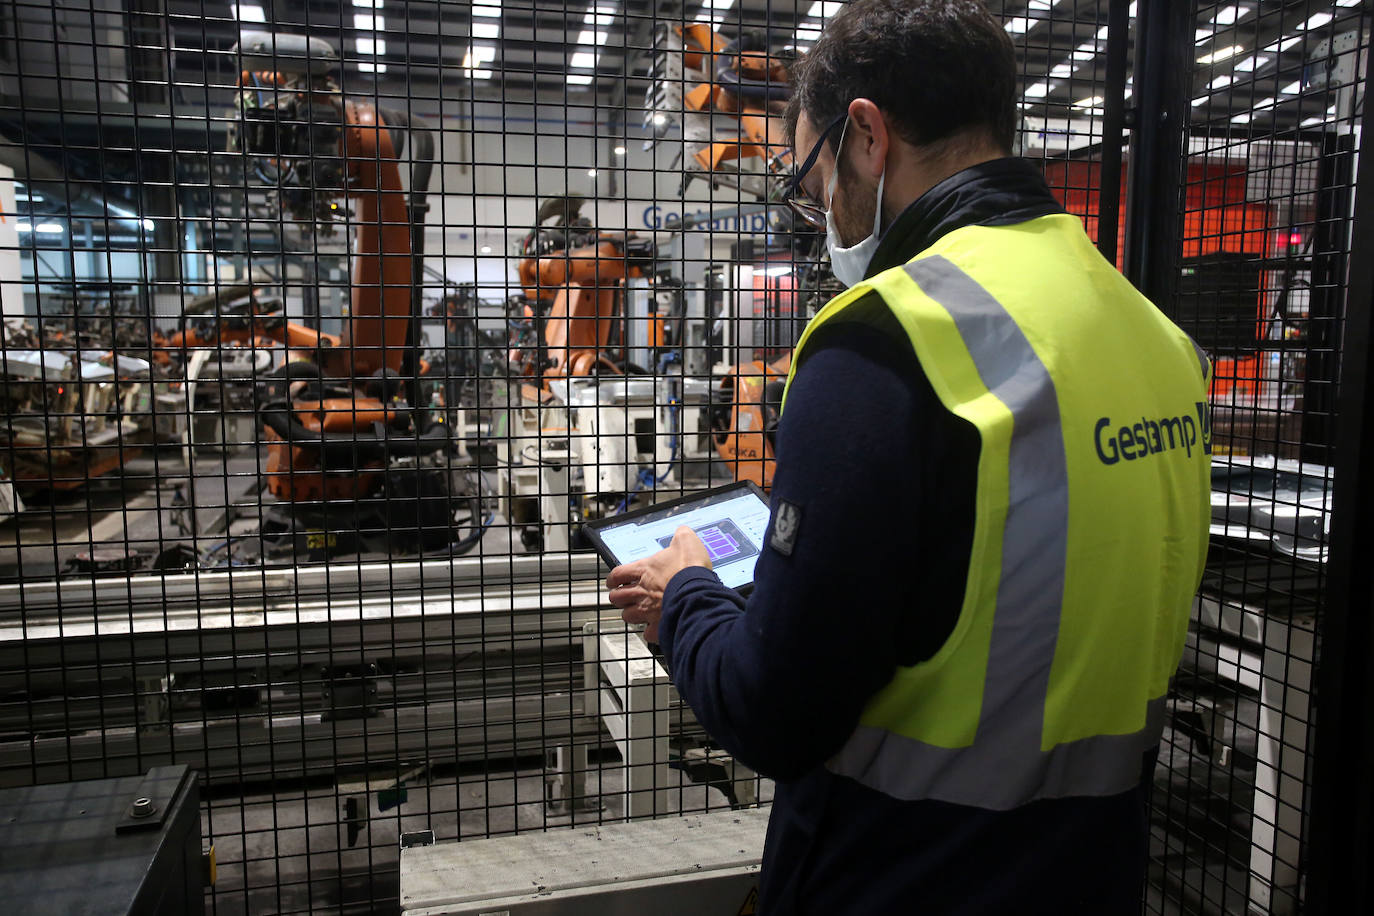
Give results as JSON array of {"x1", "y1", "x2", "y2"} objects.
[{"x1": 659, "y1": 158, "x2": 1154, "y2": 915}]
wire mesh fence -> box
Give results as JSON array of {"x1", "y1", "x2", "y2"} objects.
[
  {"x1": 0, "y1": 0, "x2": 1366, "y2": 912},
  {"x1": 1151, "y1": 2, "x2": 1369, "y2": 914}
]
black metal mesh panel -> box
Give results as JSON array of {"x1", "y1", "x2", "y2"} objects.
[
  {"x1": 1152, "y1": 2, "x2": 1369, "y2": 914},
  {"x1": 0, "y1": 0, "x2": 1365, "y2": 913}
]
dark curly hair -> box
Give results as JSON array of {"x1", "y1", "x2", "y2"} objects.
[{"x1": 784, "y1": 0, "x2": 1017, "y2": 156}]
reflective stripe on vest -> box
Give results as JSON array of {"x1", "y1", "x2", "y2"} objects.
[
  {"x1": 784, "y1": 216, "x2": 1210, "y2": 811},
  {"x1": 829, "y1": 255, "x2": 1163, "y2": 809}
]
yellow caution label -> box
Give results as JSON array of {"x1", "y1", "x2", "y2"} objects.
[{"x1": 737, "y1": 886, "x2": 758, "y2": 916}]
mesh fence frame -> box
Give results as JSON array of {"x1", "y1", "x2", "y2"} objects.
[{"x1": 0, "y1": 1, "x2": 1365, "y2": 913}]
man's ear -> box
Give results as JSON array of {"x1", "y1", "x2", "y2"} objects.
[{"x1": 846, "y1": 98, "x2": 890, "y2": 180}]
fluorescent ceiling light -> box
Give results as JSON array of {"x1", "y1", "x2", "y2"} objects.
[
  {"x1": 1301, "y1": 12, "x2": 1333, "y2": 31},
  {"x1": 807, "y1": 1, "x2": 843, "y2": 17},
  {"x1": 613, "y1": 145, "x2": 627, "y2": 155},
  {"x1": 232, "y1": 4, "x2": 266, "y2": 22},
  {"x1": 1208, "y1": 74, "x2": 1233, "y2": 90},
  {"x1": 352, "y1": 0, "x2": 384, "y2": 7},
  {"x1": 795, "y1": 26, "x2": 822, "y2": 43},
  {"x1": 1280, "y1": 80, "x2": 1302, "y2": 95},
  {"x1": 355, "y1": 7, "x2": 386, "y2": 70},
  {"x1": 695, "y1": 0, "x2": 733, "y2": 23},
  {"x1": 1300, "y1": 116, "x2": 1325, "y2": 127},
  {"x1": 472, "y1": 2, "x2": 501, "y2": 16},
  {"x1": 1232, "y1": 98, "x2": 1276, "y2": 122},
  {"x1": 35, "y1": 222, "x2": 64, "y2": 234},
  {"x1": 481, "y1": 246, "x2": 492, "y2": 253},
  {"x1": 763, "y1": 265, "x2": 793, "y2": 276},
  {"x1": 1024, "y1": 82, "x2": 1050, "y2": 99},
  {"x1": 354, "y1": 36, "x2": 385, "y2": 56},
  {"x1": 566, "y1": 3, "x2": 618, "y2": 82},
  {"x1": 1262, "y1": 35, "x2": 1304, "y2": 54},
  {"x1": 1074, "y1": 95, "x2": 1103, "y2": 109},
  {"x1": 471, "y1": 21, "x2": 499, "y2": 39},
  {"x1": 463, "y1": 45, "x2": 496, "y2": 68},
  {"x1": 1198, "y1": 44, "x2": 1243, "y2": 64},
  {"x1": 583, "y1": 6, "x2": 616, "y2": 29},
  {"x1": 652, "y1": 113, "x2": 666, "y2": 126},
  {"x1": 1211, "y1": 5, "x2": 1249, "y2": 26},
  {"x1": 1233, "y1": 54, "x2": 1269, "y2": 72},
  {"x1": 15, "y1": 222, "x2": 30, "y2": 232},
  {"x1": 462, "y1": 43, "x2": 495, "y2": 79},
  {"x1": 1192, "y1": 96, "x2": 1209, "y2": 107},
  {"x1": 1049, "y1": 62, "x2": 1073, "y2": 78},
  {"x1": 1004, "y1": 17, "x2": 1031, "y2": 34}
]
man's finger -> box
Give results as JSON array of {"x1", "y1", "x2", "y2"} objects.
[
  {"x1": 620, "y1": 603, "x2": 657, "y2": 626},
  {"x1": 671, "y1": 525, "x2": 701, "y2": 547},
  {"x1": 609, "y1": 585, "x2": 651, "y2": 610},
  {"x1": 671, "y1": 525, "x2": 712, "y2": 567},
  {"x1": 607, "y1": 561, "x2": 647, "y2": 590}
]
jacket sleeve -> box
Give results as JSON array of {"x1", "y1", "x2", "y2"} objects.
[{"x1": 658, "y1": 318, "x2": 946, "y2": 781}]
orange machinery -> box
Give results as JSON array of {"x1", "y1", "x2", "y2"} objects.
[
  {"x1": 643, "y1": 24, "x2": 804, "y2": 490},
  {"x1": 188, "y1": 33, "x2": 471, "y2": 557},
  {"x1": 644, "y1": 24, "x2": 794, "y2": 197},
  {"x1": 220, "y1": 32, "x2": 443, "y2": 511},
  {"x1": 511, "y1": 196, "x2": 655, "y2": 391}
]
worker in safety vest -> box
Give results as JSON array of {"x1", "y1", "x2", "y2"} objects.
[{"x1": 607, "y1": 0, "x2": 1211, "y2": 911}]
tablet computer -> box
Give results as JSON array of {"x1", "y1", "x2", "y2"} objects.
[{"x1": 583, "y1": 481, "x2": 771, "y2": 592}]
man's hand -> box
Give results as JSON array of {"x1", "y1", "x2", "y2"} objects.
[{"x1": 606, "y1": 526, "x2": 712, "y2": 642}]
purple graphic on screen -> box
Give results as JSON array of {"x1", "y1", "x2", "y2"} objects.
[{"x1": 657, "y1": 518, "x2": 758, "y2": 568}]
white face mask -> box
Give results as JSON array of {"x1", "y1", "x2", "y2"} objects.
[{"x1": 824, "y1": 118, "x2": 886, "y2": 288}]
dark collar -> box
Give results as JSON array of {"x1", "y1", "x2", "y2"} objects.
[{"x1": 864, "y1": 157, "x2": 1066, "y2": 278}]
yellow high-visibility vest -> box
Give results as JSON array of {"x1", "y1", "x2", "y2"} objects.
[{"x1": 783, "y1": 213, "x2": 1211, "y2": 809}]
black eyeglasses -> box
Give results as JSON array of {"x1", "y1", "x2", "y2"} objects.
[{"x1": 782, "y1": 113, "x2": 848, "y2": 229}]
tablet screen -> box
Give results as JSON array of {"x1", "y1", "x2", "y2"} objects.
[{"x1": 591, "y1": 486, "x2": 771, "y2": 590}]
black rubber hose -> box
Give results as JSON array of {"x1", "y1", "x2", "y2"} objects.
[
  {"x1": 713, "y1": 64, "x2": 791, "y2": 104},
  {"x1": 714, "y1": 36, "x2": 791, "y2": 104},
  {"x1": 398, "y1": 114, "x2": 436, "y2": 428},
  {"x1": 262, "y1": 359, "x2": 323, "y2": 402},
  {"x1": 259, "y1": 402, "x2": 451, "y2": 462}
]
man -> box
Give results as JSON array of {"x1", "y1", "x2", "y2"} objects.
[{"x1": 607, "y1": 1, "x2": 1211, "y2": 912}]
